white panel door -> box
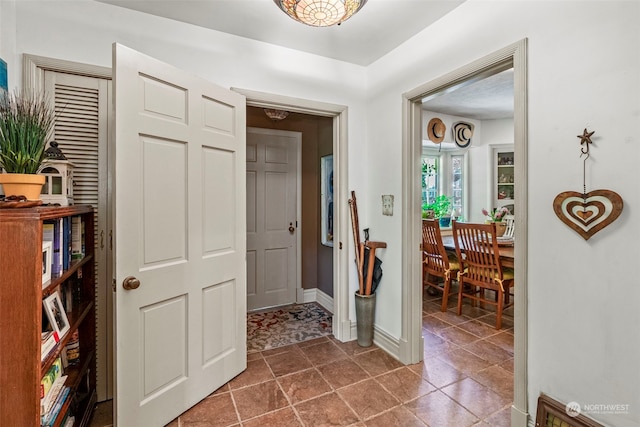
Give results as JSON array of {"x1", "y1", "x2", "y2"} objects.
[
  {"x1": 113, "y1": 44, "x2": 246, "y2": 426},
  {"x1": 246, "y1": 128, "x2": 299, "y2": 311}
]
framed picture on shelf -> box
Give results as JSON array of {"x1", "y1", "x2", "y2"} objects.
[
  {"x1": 43, "y1": 292, "x2": 70, "y2": 338},
  {"x1": 42, "y1": 241, "x2": 52, "y2": 285},
  {"x1": 320, "y1": 154, "x2": 334, "y2": 247}
]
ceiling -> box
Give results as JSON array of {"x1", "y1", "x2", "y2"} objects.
[
  {"x1": 96, "y1": 0, "x2": 513, "y2": 120},
  {"x1": 422, "y1": 69, "x2": 514, "y2": 120},
  {"x1": 97, "y1": 0, "x2": 466, "y2": 66}
]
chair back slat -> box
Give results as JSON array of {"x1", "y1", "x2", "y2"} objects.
[
  {"x1": 452, "y1": 221, "x2": 504, "y2": 287},
  {"x1": 503, "y1": 214, "x2": 515, "y2": 238},
  {"x1": 422, "y1": 219, "x2": 450, "y2": 275}
]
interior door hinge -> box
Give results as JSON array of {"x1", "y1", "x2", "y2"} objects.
[{"x1": 112, "y1": 278, "x2": 116, "y2": 293}]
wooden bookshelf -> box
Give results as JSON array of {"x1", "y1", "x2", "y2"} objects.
[{"x1": 0, "y1": 205, "x2": 96, "y2": 427}]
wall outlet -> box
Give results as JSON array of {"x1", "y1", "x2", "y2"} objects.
[{"x1": 382, "y1": 195, "x2": 394, "y2": 216}]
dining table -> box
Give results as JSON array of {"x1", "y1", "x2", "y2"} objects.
[{"x1": 441, "y1": 235, "x2": 515, "y2": 269}]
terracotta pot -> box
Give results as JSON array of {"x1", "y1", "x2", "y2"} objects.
[{"x1": 0, "y1": 173, "x2": 46, "y2": 201}]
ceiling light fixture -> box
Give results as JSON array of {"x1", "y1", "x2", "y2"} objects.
[
  {"x1": 273, "y1": 0, "x2": 368, "y2": 27},
  {"x1": 264, "y1": 109, "x2": 290, "y2": 121}
]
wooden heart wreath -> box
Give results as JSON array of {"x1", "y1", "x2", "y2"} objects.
[{"x1": 553, "y1": 190, "x2": 623, "y2": 240}]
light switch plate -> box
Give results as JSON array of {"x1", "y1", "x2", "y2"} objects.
[{"x1": 382, "y1": 195, "x2": 394, "y2": 216}]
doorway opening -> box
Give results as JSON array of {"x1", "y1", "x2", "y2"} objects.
[
  {"x1": 235, "y1": 89, "x2": 350, "y2": 344},
  {"x1": 401, "y1": 40, "x2": 529, "y2": 424}
]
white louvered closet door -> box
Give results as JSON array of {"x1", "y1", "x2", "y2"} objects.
[{"x1": 43, "y1": 71, "x2": 113, "y2": 400}]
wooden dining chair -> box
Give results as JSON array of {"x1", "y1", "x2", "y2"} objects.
[
  {"x1": 421, "y1": 219, "x2": 460, "y2": 312},
  {"x1": 452, "y1": 221, "x2": 514, "y2": 329},
  {"x1": 503, "y1": 214, "x2": 515, "y2": 239}
]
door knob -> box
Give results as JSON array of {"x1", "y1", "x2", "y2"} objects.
[
  {"x1": 289, "y1": 223, "x2": 295, "y2": 234},
  {"x1": 122, "y1": 276, "x2": 141, "y2": 290}
]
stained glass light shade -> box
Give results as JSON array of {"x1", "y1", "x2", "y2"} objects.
[{"x1": 274, "y1": 0, "x2": 368, "y2": 27}]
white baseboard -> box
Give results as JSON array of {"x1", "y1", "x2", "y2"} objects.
[
  {"x1": 349, "y1": 321, "x2": 401, "y2": 361},
  {"x1": 512, "y1": 404, "x2": 530, "y2": 427},
  {"x1": 315, "y1": 289, "x2": 334, "y2": 313},
  {"x1": 302, "y1": 288, "x2": 334, "y2": 313},
  {"x1": 301, "y1": 288, "x2": 402, "y2": 362}
]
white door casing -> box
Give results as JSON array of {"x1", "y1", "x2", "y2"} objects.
[
  {"x1": 232, "y1": 88, "x2": 349, "y2": 342},
  {"x1": 113, "y1": 44, "x2": 246, "y2": 426},
  {"x1": 23, "y1": 54, "x2": 115, "y2": 401},
  {"x1": 246, "y1": 127, "x2": 300, "y2": 311}
]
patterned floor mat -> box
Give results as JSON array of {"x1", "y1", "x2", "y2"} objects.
[{"x1": 247, "y1": 302, "x2": 332, "y2": 353}]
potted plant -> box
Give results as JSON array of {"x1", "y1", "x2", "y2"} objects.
[
  {"x1": 0, "y1": 90, "x2": 56, "y2": 201},
  {"x1": 482, "y1": 207, "x2": 510, "y2": 236},
  {"x1": 425, "y1": 195, "x2": 452, "y2": 227}
]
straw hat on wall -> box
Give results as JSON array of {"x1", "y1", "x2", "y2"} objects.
[{"x1": 427, "y1": 118, "x2": 446, "y2": 143}]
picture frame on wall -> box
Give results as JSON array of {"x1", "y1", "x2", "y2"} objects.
[
  {"x1": 0, "y1": 58, "x2": 7, "y2": 94},
  {"x1": 320, "y1": 154, "x2": 334, "y2": 247},
  {"x1": 42, "y1": 241, "x2": 52, "y2": 285},
  {"x1": 43, "y1": 292, "x2": 70, "y2": 338}
]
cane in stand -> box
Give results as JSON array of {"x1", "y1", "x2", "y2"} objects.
[{"x1": 348, "y1": 191, "x2": 387, "y2": 296}]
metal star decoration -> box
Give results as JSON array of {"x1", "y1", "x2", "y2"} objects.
[{"x1": 577, "y1": 128, "x2": 595, "y2": 146}]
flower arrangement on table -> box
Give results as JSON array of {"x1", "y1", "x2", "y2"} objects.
[{"x1": 482, "y1": 207, "x2": 509, "y2": 222}]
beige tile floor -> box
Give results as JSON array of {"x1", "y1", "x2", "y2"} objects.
[{"x1": 90, "y1": 289, "x2": 514, "y2": 427}]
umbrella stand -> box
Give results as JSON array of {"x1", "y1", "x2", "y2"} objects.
[{"x1": 348, "y1": 191, "x2": 387, "y2": 348}]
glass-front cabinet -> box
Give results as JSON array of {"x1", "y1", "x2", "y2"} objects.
[{"x1": 493, "y1": 145, "x2": 515, "y2": 213}]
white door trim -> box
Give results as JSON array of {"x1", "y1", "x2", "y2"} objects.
[
  {"x1": 401, "y1": 39, "x2": 529, "y2": 425},
  {"x1": 232, "y1": 88, "x2": 350, "y2": 342},
  {"x1": 246, "y1": 127, "x2": 302, "y2": 308},
  {"x1": 22, "y1": 54, "x2": 114, "y2": 402}
]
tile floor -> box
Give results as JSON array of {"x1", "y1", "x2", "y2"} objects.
[{"x1": 90, "y1": 290, "x2": 514, "y2": 427}]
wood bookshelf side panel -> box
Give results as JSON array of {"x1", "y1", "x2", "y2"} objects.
[{"x1": 0, "y1": 215, "x2": 43, "y2": 426}]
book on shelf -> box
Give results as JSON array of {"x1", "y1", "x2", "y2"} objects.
[
  {"x1": 42, "y1": 222, "x2": 55, "y2": 279},
  {"x1": 65, "y1": 330, "x2": 80, "y2": 366},
  {"x1": 40, "y1": 357, "x2": 63, "y2": 400},
  {"x1": 41, "y1": 330, "x2": 60, "y2": 362},
  {"x1": 71, "y1": 216, "x2": 84, "y2": 260},
  {"x1": 44, "y1": 219, "x2": 64, "y2": 277},
  {"x1": 41, "y1": 385, "x2": 70, "y2": 427},
  {"x1": 62, "y1": 415, "x2": 75, "y2": 427},
  {"x1": 40, "y1": 374, "x2": 67, "y2": 416},
  {"x1": 62, "y1": 216, "x2": 72, "y2": 270}
]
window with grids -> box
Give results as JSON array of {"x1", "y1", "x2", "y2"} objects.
[{"x1": 422, "y1": 150, "x2": 467, "y2": 220}]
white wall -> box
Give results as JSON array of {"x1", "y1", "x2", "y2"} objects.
[
  {"x1": 0, "y1": 0, "x2": 17, "y2": 86},
  {"x1": 2, "y1": 0, "x2": 369, "y2": 317},
  {"x1": 367, "y1": 1, "x2": 639, "y2": 426},
  {"x1": 4, "y1": 1, "x2": 639, "y2": 425}
]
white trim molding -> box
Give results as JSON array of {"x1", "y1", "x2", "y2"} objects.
[
  {"x1": 232, "y1": 88, "x2": 349, "y2": 343},
  {"x1": 303, "y1": 288, "x2": 334, "y2": 314},
  {"x1": 401, "y1": 39, "x2": 529, "y2": 426},
  {"x1": 349, "y1": 321, "x2": 401, "y2": 360}
]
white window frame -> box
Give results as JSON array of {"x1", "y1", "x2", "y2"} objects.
[{"x1": 422, "y1": 148, "x2": 469, "y2": 221}]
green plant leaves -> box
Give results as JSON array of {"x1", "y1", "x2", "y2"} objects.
[{"x1": 0, "y1": 90, "x2": 55, "y2": 174}]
